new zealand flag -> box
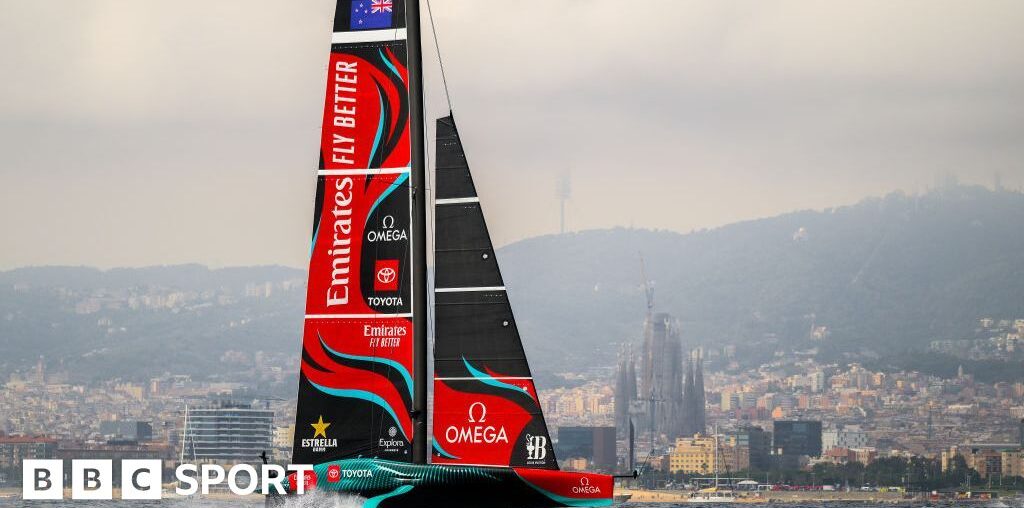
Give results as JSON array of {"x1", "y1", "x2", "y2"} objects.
[{"x1": 351, "y1": 0, "x2": 394, "y2": 30}]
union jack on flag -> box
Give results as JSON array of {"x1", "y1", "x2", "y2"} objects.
[{"x1": 350, "y1": 0, "x2": 393, "y2": 30}]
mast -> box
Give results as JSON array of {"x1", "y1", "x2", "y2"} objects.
[
  {"x1": 713, "y1": 428, "x2": 718, "y2": 488},
  {"x1": 406, "y1": 0, "x2": 429, "y2": 465}
]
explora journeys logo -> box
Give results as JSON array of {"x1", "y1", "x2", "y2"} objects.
[
  {"x1": 444, "y1": 402, "x2": 508, "y2": 444},
  {"x1": 378, "y1": 425, "x2": 405, "y2": 449}
]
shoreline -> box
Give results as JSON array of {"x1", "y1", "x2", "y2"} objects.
[{"x1": 618, "y1": 488, "x2": 918, "y2": 504}]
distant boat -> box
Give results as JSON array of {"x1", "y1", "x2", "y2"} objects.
[
  {"x1": 685, "y1": 430, "x2": 737, "y2": 503},
  {"x1": 685, "y1": 486, "x2": 737, "y2": 504}
]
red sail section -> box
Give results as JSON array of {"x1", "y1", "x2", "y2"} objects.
[
  {"x1": 432, "y1": 379, "x2": 541, "y2": 467},
  {"x1": 292, "y1": 1, "x2": 413, "y2": 466},
  {"x1": 320, "y1": 49, "x2": 409, "y2": 171}
]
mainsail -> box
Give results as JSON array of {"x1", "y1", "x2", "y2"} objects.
[
  {"x1": 292, "y1": 0, "x2": 416, "y2": 465},
  {"x1": 431, "y1": 116, "x2": 558, "y2": 469}
]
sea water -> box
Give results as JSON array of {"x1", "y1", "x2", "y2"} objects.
[
  {"x1": 3, "y1": 498, "x2": 1021, "y2": 508},
  {"x1": 0, "y1": 489, "x2": 366, "y2": 508}
]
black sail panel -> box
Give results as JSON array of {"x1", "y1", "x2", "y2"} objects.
[{"x1": 431, "y1": 115, "x2": 558, "y2": 470}]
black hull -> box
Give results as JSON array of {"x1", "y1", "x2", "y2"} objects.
[{"x1": 269, "y1": 459, "x2": 612, "y2": 508}]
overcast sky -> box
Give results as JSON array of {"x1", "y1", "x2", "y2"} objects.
[{"x1": 1, "y1": 0, "x2": 1022, "y2": 269}]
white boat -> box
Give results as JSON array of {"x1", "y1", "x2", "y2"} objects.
[
  {"x1": 685, "y1": 487, "x2": 737, "y2": 503},
  {"x1": 685, "y1": 428, "x2": 738, "y2": 503}
]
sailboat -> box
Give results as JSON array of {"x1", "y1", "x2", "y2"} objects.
[
  {"x1": 685, "y1": 432, "x2": 736, "y2": 503},
  {"x1": 272, "y1": 1, "x2": 615, "y2": 506}
]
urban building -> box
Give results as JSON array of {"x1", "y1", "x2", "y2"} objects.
[
  {"x1": 614, "y1": 345, "x2": 637, "y2": 438},
  {"x1": 0, "y1": 436, "x2": 57, "y2": 487},
  {"x1": 731, "y1": 426, "x2": 772, "y2": 471},
  {"x1": 99, "y1": 420, "x2": 153, "y2": 441},
  {"x1": 1003, "y1": 449, "x2": 1024, "y2": 478},
  {"x1": 773, "y1": 420, "x2": 822, "y2": 458},
  {"x1": 556, "y1": 426, "x2": 616, "y2": 472},
  {"x1": 822, "y1": 424, "x2": 868, "y2": 452},
  {"x1": 57, "y1": 441, "x2": 175, "y2": 486},
  {"x1": 942, "y1": 443, "x2": 1023, "y2": 479},
  {"x1": 635, "y1": 310, "x2": 706, "y2": 442},
  {"x1": 668, "y1": 434, "x2": 716, "y2": 475},
  {"x1": 179, "y1": 400, "x2": 274, "y2": 464},
  {"x1": 639, "y1": 312, "x2": 684, "y2": 439},
  {"x1": 681, "y1": 350, "x2": 707, "y2": 438}
]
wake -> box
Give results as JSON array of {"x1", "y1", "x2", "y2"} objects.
[
  {"x1": 275, "y1": 490, "x2": 367, "y2": 508},
  {"x1": 164, "y1": 490, "x2": 368, "y2": 508}
]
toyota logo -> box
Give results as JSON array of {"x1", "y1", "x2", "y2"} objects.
[{"x1": 377, "y1": 267, "x2": 396, "y2": 284}]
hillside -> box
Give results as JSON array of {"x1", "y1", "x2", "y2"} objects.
[
  {"x1": 501, "y1": 185, "x2": 1024, "y2": 371},
  {"x1": 0, "y1": 264, "x2": 306, "y2": 382},
  {"x1": 1, "y1": 185, "x2": 1022, "y2": 380}
]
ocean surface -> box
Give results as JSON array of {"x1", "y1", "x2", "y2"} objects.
[{"x1": 4, "y1": 500, "x2": 1024, "y2": 508}]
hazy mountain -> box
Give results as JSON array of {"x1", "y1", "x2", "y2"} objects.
[
  {"x1": 502, "y1": 185, "x2": 1024, "y2": 371},
  {"x1": 1, "y1": 185, "x2": 1022, "y2": 381},
  {"x1": 0, "y1": 264, "x2": 306, "y2": 382}
]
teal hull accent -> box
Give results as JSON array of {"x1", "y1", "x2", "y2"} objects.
[{"x1": 274, "y1": 459, "x2": 613, "y2": 508}]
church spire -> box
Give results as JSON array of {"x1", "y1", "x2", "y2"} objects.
[{"x1": 693, "y1": 349, "x2": 706, "y2": 435}]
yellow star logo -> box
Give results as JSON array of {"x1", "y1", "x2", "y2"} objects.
[{"x1": 311, "y1": 415, "x2": 331, "y2": 439}]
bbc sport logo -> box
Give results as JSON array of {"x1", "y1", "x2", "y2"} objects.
[{"x1": 22, "y1": 459, "x2": 315, "y2": 500}]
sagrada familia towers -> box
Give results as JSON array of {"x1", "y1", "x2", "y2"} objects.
[{"x1": 615, "y1": 265, "x2": 705, "y2": 442}]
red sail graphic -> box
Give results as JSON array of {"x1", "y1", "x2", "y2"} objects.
[
  {"x1": 292, "y1": 10, "x2": 413, "y2": 465},
  {"x1": 321, "y1": 49, "x2": 409, "y2": 170}
]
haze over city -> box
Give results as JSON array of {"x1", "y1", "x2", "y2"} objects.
[{"x1": 0, "y1": 0, "x2": 1023, "y2": 269}]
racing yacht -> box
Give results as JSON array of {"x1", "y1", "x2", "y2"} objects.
[{"x1": 270, "y1": 1, "x2": 615, "y2": 507}]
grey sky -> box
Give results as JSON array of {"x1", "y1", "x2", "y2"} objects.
[{"x1": 1, "y1": 1, "x2": 1022, "y2": 269}]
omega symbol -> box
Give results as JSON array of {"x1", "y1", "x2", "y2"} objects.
[{"x1": 468, "y1": 402, "x2": 487, "y2": 423}]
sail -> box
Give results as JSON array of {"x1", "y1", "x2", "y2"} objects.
[
  {"x1": 292, "y1": 0, "x2": 415, "y2": 465},
  {"x1": 431, "y1": 115, "x2": 558, "y2": 469}
]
